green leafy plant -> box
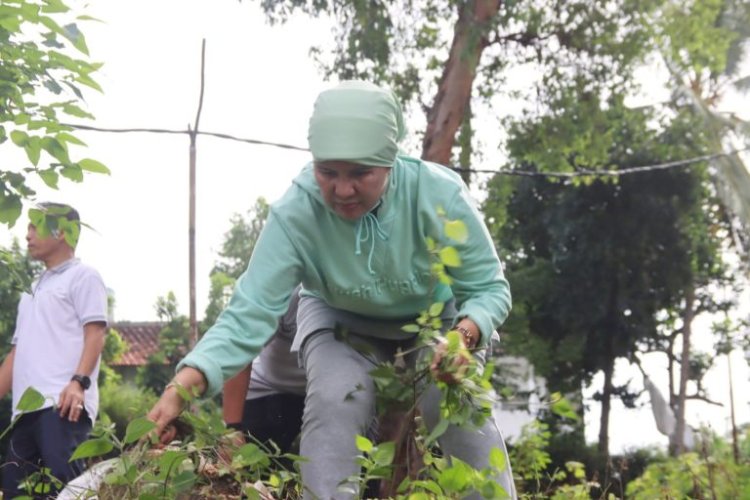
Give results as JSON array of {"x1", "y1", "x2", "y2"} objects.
[
  {"x1": 69, "y1": 387, "x2": 301, "y2": 500},
  {"x1": 98, "y1": 379, "x2": 157, "y2": 440},
  {"x1": 626, "y1": 428, "x2": 750, "y2": 500},
  {"x1": 1, "y1": 0, "x2": 109, "y2": 227},
  {"x1": 510, "y1": 419, "x2": 598, "y2": 499},
  {"x1": 136, "y1": 293, "x2": 192, "y2": 393}
]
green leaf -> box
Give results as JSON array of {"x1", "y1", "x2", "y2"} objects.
[
  {"x1": 428, "y1": 301, "x2": 444, "y2": 317},
  {"x1": 43, "y1": 79, "x2": 64, "y2": 95},
  {"x1": 0, "y1": 194, "x2": 23, "y2": 226},
  {"x1": 371, "y1": 441, "x2": 395, "y2": 465},
  {"x1": 235, "y1": 443, "x2": 269, "y2": 466},
  {"x1": 438, "y1": 246, "x2": 461, "y2": 267},
  {"x1": 62, "y1": 23, "x2": 88, "y2": 55},
  {"x1": 401, "y1": 324, "x2": 420, "y2": 333},
  {"x1": 438, "y1": 270, "x2": 453, "y2": 285},
  {"x1": 156, "y1": 450, "x2": 188, "y2": 478},
  {"x1": 78, "y1": 158, "x2": 110, "y2": 174},
  {"x1": 27, "y1": 208, "x2": 45, "y2": 229},
  {"x1": 10, "y1": 130, "x2": 28, "y2": 147},
  {"x1": 15, "y1": 387, "x2": 45, "y2": 412},
  {"x1": 41, "y1": 0, "x2": 70, "y2": 14},
  {"x1": 56, "y1": 132, "x2": 86, "y2": 146},
  {"x1": 39, "y1": 14, "x2": 64, "y2": 35},
  {"x1": 444, "y1": 219, "x2": 468, "y2": 243},
  {"x1": 355, "y1": 435, "x2": 373, "y2": 453},
  {"x1": 425, "y1": 418, "x2": 449, "y2": 446},
  {"x1": 550, "y1": 392, "x2": 580, "y2": 421},
  {"x1": 62, "y1": 102, "x2": 94, "y2": 119},
  {"x1": 24, "y1": 137, "x2": 42, "y2": 166},
  {"x1": 171, "y1": 470, "x2": 197, "y2": 493},
  {"x1": 408, "y1": 483, "x2": 442, "y2": 496},
  {"x1": 124, "y1": 417, "x2": 156, "y2": 444},
  {"x1": 74, "y1": 73, "x2": 102, "y2": 92},
  {"x1": 566, "y1": 460, "x2": 586, "y2": 479},
  {"x1": 437, "y1": 462, "x2": 471, "y2": 492},
  {"x1": 70, "y1": 438, "x2": 113, "y2": 461},
  {"x1": 0, "y1": 15, "x2": 21, "y2": 32},
  {"x1": 41, "y1": 137, "x2": 70, "y2": 163},
  {"x1": 13, "y1": 114, "x2": 30, "y2": 126},
  {"x1": 488, "y1": 447, "x2": 507, "y2": 472},
  {"x1": 425, "y1": 236, "x2": 436, "y2": 251},
  {"x1": 38, "y1": 169, "x2": 59, "y2": 188},
  {"x1": 60, "y1": 164, "x2": 83, "y2": 182}
]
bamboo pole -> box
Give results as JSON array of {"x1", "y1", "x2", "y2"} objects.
[{"x1": 188, "y1": 39, "x2": 206, "y2": 347}]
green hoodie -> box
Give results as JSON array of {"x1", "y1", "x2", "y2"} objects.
[{"x1": 179, "y1": 155, "x2": 511, "y2": 396}]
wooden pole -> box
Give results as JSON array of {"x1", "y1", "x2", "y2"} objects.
[{"x1": 188, "y1": 39, "x2": 206, "y2": 347}]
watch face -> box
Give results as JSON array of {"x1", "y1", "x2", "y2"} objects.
[{"x1": 73, "y1": 374, "x2": 91, "y2": 390}]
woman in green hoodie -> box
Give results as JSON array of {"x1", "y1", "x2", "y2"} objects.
[{"x1": 148, "y1": 81, "x2": 515, "y2": 499}]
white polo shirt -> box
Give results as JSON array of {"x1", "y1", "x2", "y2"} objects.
[{"x1": 11, "y1": 258, "x2": 108, "y2": 421}]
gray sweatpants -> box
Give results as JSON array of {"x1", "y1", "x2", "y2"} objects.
[{"x1": 296, "y1": 298, "x2": 516, "y2": 499}]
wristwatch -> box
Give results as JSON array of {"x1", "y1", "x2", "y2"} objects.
[{"x1": 71, "y1": 374, "x2": 91, "y2": 390}]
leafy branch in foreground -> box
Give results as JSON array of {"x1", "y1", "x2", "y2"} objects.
[{"x1": 1, "y1": 0, "x2": 109, "y2": 227}]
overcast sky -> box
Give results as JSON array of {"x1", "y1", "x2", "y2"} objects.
[{"x1": 3, "y1": 0, "x2": 748, "y2": 455}]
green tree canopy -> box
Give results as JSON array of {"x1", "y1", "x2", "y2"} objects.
[
  {"x1": 203, "y1": 197, "x2": 269, "y2": 327},
  {"x1": 485, "y1": 98, "x2": 732, "y2": 456}
]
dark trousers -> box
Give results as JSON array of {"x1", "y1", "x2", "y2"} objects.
[
  {"x1": 2, "y1": 407, "x2": 92, "y2": 499},
  {"x1": 242, "y1": 393, "x2": 305, "y2": 455}
]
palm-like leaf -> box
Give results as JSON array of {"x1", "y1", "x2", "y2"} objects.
[{"x1": 660, "y1": 0, "x2": 750, "y2": 248}]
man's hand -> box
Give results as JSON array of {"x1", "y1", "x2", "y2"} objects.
[{"x1": 58, "y1": 381, "x2": 86, "y2": 422}]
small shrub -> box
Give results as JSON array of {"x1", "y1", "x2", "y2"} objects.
[{"x1": 99, "y1": 380, "x2": 157, "y2": 440}]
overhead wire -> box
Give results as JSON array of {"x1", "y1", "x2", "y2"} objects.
[{"x1": 61, "y1": 122, "x2": 749, "y2": 178}]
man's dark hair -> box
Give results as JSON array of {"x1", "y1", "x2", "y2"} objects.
[
  {"x1": 37, "y1": 202, "x2": 80, "y2": 223},
  {"x1": 34, "y1": 202, "x2": 82, "y2": 247}
]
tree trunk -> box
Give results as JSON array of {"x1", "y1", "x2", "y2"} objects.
[
  {"x1": 422, "y1": 0, "x2": 500, "y2": 165},
  {"x1": 598, "y1": 356, "x2": 614, "y2": 459},
  {"x1": 377, "y1": 409, "x2": 421, "y2": 498},
  {"x1": 673, "y1": 284, "x2": 695, "y2": 455}
]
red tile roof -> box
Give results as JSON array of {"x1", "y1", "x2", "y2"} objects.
[{"x1": 111, "y1": 322, "x2": 164, "y2": 367}]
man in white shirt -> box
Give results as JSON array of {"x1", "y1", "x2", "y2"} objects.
[{"x1": 0, "y1": 203, "x2": 108, "y2": 498}]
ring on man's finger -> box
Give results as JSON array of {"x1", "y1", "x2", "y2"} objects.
[{"x1": 76, "y1": 404, "x2": 84, "y2": 410}]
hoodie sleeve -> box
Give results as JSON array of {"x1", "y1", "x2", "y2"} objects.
[
  {"x1": 177, "y1": 211, "x2": 303, "y2": 397},
  {"x1": 444, "y1": 185, "x2": 512, "y2": 346}
]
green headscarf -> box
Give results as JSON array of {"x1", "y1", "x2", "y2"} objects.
[{"x1": 308, "y1": 80, "x2": 406, "y2": 168}]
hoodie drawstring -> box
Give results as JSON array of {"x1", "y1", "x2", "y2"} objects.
[{"x1": 355, "y1": 211, "x2": 388, "y2": 274}]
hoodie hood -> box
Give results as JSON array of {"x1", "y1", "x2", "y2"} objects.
[{"x1": 308, "y1": 81, "x2": 406, "y2": 168}]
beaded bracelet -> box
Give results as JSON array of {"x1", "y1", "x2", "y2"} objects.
[
  {"x1": 165, "y1": 380, "x2": 181, "y2": 391},
  {"x1": 455, "y1": 325, "x2": 477, "y2": 349}
]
